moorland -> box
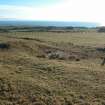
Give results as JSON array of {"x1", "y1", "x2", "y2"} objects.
[{"x1": 0, "y1": 26, "x2": 105, "y2": 105}]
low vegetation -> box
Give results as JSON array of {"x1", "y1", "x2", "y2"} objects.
[
  {"x1": 98, "y1": 27, "x2": 105, "y2": 32},
  {"x1": 0, "y1": 27, "x2": 105, "y2": 105}
]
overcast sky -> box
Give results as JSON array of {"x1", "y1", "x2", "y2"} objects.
[{"x1": 0, "y1": 0, "x2": 105, "y2": 25}]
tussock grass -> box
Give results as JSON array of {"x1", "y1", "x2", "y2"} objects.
[{"x1": 0, "y1": 31, "x2": 105, "y2": 104}]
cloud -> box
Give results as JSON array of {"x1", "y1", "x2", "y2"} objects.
[{"x1": 0, "y1": 0, "x2": 105, "y2": 25}]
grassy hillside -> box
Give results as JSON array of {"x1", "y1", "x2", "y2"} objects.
[
  {"x1": 2, "y1": 31, "x2": 105, "y2": 46},
  {"x1": 0, "y1": 31, "x2": 105, "y2": 105}
]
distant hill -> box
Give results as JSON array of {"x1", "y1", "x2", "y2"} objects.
[{"x1": 0, "y1": 20, "x2": 99, "y2": 27}]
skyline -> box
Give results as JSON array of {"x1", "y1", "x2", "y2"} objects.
[{"x1": 0, "y1": 0, "x2": 105, "y2": 26}]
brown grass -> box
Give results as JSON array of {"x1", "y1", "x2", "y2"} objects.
[{"x1": 0, "y1": 31, "x2": 105, "y2": 105}]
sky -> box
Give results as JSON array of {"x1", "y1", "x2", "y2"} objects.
[{"x1": 0, "y1": 0, "x2": 105, "y2": 25}]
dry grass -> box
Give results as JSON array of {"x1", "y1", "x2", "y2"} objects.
[
  {"x1": 2, "y1": 31, "x2": 105, "y2": 46},
  {"x1": 0, "y1": 31, "x2": 105, "y2": 105}
]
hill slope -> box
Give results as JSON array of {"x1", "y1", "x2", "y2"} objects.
[{"x1": 0, "y1": 33, "x2": 105, "y2": 105}]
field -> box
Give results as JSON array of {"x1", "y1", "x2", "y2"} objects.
[{"x1": 0, "y1": 29, "x2": 105, "y2": 105}]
